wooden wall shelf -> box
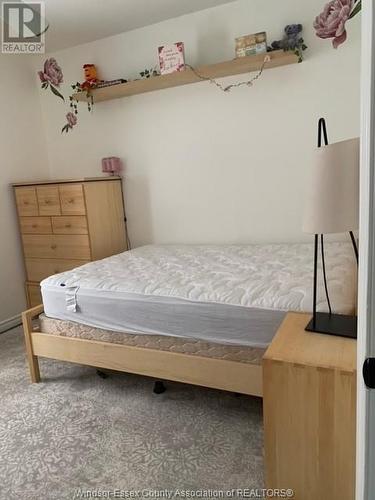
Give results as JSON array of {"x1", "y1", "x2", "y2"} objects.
[{"x1": 73, "y1": 50, "x2": 299, "y2": 103}]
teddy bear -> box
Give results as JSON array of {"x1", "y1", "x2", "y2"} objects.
[{"x1": 270, "y1": 24, "x2": 307, "y2": 62}]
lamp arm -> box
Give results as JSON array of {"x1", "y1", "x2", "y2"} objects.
[
  {"x1": 312, "y1": 234, "x2": 318, "y2": 328},
  {"x1": 318, "y1": 117, "x2": 329, "y2": 147},
  {"x1": 321, "y1": 235, "x2": 332, "y2": 315},
  {"x1": 349, "y1": 231, "x2": 359, "y2": 265}
]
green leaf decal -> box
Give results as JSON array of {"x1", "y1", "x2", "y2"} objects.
[
  {"x1": 50, "y1": 85, "x2": 65, "y2": 101},
  {"x1": 349, "y1": 0, "x2": 361, "y2": 18}
]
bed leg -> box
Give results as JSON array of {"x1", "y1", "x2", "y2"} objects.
[
  {"x1": 22, "y1": 307, "x2": 41, "y2": 384},
  {"x1": 153, "y1": 380, "x2": 166, "y2": 394}
]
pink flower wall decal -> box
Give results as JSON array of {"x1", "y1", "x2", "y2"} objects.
[
  {"x1": 39, "y1": 58, "x2": 64, "y2": 86},
  {"x1": 314, "y1": 0, "x2": 361, "y2": 48},
  {"x1": 38, "y1": 58, "x2": 64, "y2": 100},
  {"x1": 62, "y1": 112, "x2": 78, "y2": 134}
]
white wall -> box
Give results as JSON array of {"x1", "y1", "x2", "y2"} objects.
[
  {"x1": 38, "y1": 0, "x2": 360, "y2": 247},
  {"x1": 0, "y1": 55, "x2": 49, "y2": 325}
]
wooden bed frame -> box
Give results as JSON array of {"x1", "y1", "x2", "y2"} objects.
[{"x1": 22, "y1": 305, "x2": 263, "y2": 397}]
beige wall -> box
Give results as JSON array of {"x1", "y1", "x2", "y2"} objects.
[
  {"x1": 0, "y1": 55, "x2": 49, "y2": 327},
  {"x1": 37, "y1": 0, "x2": 361, "y2": 248}
]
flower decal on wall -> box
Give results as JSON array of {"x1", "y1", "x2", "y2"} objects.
[
  {"x1": 314, "y1": 0, "x2": 361, "y2": 48},
  {"x1": 38, "y1": 58, "x2": 64, "y2": 100},
  {"x1": 37, "y1": 58, "x2": 90, "y2": 134},
  {"x1": 61, "y1": 112, "x2": 78, "y2": 133}
]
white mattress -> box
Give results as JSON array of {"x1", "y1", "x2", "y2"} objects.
[{"x1": 41, "y1": 243, "x2": 357, "y2": 348}]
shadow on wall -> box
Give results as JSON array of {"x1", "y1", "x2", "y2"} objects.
[{"x1": 125, "y1": 175, "x2": 153, "y2": 247}]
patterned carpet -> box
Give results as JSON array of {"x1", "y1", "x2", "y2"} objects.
[{"x1": 0, "y1": 326, "x2": 264, "y2": 500}]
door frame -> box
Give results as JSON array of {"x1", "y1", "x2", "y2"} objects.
[{"x1": 356, "y1": 0, "x2": 375, "y2": 498}]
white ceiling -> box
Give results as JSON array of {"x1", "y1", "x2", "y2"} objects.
[{"x1": 42, "y1": 0, "x2": 237, "y2": 52}]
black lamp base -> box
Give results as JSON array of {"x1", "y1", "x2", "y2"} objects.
[{"x1": 305, "y1": 312, "x2": 357, "y2": 339}]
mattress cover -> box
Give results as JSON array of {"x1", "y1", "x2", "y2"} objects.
[{"x1": 41, "y1": 242, "x2": 357, "y2": 347}]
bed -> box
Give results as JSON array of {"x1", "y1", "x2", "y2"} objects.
[{"x1": 22, "y1": 242, "x2": 357, "y2": 396}]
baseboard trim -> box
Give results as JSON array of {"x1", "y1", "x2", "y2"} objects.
[{"x1": 0, "y1": 314, "x2": 22, "y2": 333}]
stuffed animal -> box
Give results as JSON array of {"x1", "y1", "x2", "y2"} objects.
[
  {"x1": 271, "y1": 24, "x2": 307, "y2": 62},
  {"x1": 81, "y1": 64, "x2": 99, "y2": 90}
]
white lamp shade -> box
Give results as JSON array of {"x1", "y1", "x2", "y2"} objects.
[{"x1": 303, "y1": 137, "x2": 359, "y2": 234}]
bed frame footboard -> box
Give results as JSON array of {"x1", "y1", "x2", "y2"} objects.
[{"x1": 21, "y1": 306, "x2": 263, "y2": 396}]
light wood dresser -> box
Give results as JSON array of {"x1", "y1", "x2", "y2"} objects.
[
  {"x1": 13, "y1": 177, "x2": 128, "y2": 307},
  {"x1": 263, "y1": 312, "x2": 356, "y2": 500}
]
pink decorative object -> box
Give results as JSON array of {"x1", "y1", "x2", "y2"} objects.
[
  {"x1": 102, "y1": 157, "x2": 122, "y2": 176},
  {"x1": 314, "y1": 0, "x2": 353, "y2": 48}
]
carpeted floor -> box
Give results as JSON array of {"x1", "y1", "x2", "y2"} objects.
[{"x1": 0, "y1": 326, "x2": 264, "y2": 500}]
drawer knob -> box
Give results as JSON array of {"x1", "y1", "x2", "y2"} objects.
[
  {"x1": 68, "y1": 198, "x2": 75, "y2": 204},
  {"x1": 24, "y1": 201, "x2": 29, "y2": 205},
  {"x1": 32, "y1": 224, "x2": 37, "y2": 229},
  {"x1": 51, "y1": 244, "x2": 57, "y2": 250},
  {"x1": 65, "y1": 223, "x2": 71, "y2": 228},
  {"x1": 45, "y1": 199, "x2": 51, "y2": 204}
]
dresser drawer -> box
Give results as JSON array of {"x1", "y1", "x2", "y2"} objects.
[
  {"x1": 26, "y1": 282, "x2": 42, "y2": 308},
  {"x1": 52, "y1": 216, "x2": 88, "y2": 235},
  {"x1": 37, "y1": 185, "x2": 61, "y2": 216},
  {"x1": 25, "y1": 258, "x2": 89, "y2": 281},
  {"x1": 20, "y1": 217, "x2": 52, "y2": 234},
  {"x1": 15, "y1": 187, "x2": 38, "y2": 216},
  {"x1": 59, "y1": 184, "x2": 86, "y2": 215},
  {"x1": 22, "y1": 234, "x2": 91, "y2": 260}
]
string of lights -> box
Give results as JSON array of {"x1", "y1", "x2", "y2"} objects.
[{"x1": 184, "y1": 55, "x2": 270, "y2": 92}]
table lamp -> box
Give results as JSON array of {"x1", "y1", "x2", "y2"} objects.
[{"x1": 302, "y1": 118, "x2": 359, "y2": 338}]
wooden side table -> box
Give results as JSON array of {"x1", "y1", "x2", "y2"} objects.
[{"x1": 263, "y1": 313, "x2": 356, "y2": 500}]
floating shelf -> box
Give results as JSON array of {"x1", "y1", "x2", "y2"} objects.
[{"x1": 73, "y1": 50, "x2": 299, "y2": 103}]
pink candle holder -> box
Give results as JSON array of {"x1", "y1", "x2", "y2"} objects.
[{"x1": 102, "y1": 157, "x2": 122, "y2": 176}]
